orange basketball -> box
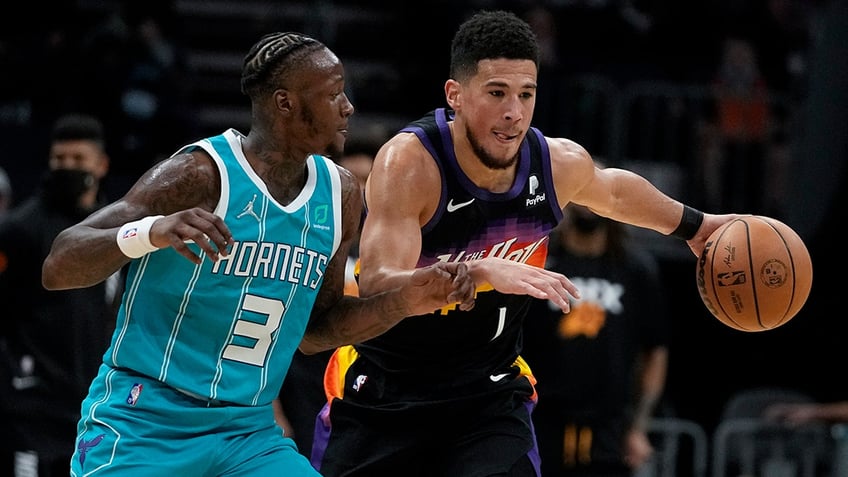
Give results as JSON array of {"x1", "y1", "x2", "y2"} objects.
[{"x1": 695, "y1": 215, "x2": 813, "y2": 332}]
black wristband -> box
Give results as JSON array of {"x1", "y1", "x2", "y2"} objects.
[{"x1": 670, "y1": 205, "x2": 704, "y2": 240}]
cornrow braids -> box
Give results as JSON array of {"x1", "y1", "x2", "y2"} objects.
[
  {"x1": 241, "y1": 32, "x2": 325, "y2": 98},
  {"x1": 450, "y1": 10, "x2": 540, "y2": 81}
]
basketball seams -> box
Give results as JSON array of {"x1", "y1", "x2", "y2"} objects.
[
  {"x1": 713, "y1": 219, "x2": 747, "y2": 330},
  {"x1": 745, "y1": 218, "x2": 766, "y2": 331},
  {"x1": 761, "y1": 215, "x2": 813, "y2": 323},
  {"x1": 758, "y1": 216, "x2": 794, "y2": 329}
]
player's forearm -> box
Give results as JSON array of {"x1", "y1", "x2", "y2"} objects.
[
  {"x1": 42, "y1": 225, "x2": 129, "y2": 290},
  {"x1": 599, "y1": 168, "x2": 686, "y2": 236},
  {"x1": 464, "y1": 257, "x2": 500, "y2": 287},
  {"x1": 299, "y1": 292, "x2": 410, "y2": 354},
  {"x1": 356, "y1": 266, "x2": 417, "y2": 299}
]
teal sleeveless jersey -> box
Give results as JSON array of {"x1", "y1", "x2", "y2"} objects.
[{"x1": 106, "y1": 129, "x2": 342, "y2": 406}]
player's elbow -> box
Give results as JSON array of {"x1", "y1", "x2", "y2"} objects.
[
  {"x1": 300, "y1": 318, "x2": 338, "y2": 354},
  {"x1": 41, "y1": 256, "x2": 64, "y2": 290},
  {"x1": 41, "y1": 253, "x2": 81, "y2": 290},
  {"x1": 298, "y1": 337, "x2": 328, "y2": 355},
  {"x1": 356, "y1": 274, "x2": 386, "y2": 298}
]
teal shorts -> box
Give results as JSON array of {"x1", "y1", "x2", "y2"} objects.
[{"x1": 71, "y1": 365, "x2": 319, "y2": 476}]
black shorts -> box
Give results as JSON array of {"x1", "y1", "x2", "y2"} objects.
[{"x1": 312, "y1": 346, "x2": 542, "y2": 477}]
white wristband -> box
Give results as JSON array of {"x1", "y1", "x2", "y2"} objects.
[{"x1": 116, "y1": 215, "x2": 164, "y2": 258}]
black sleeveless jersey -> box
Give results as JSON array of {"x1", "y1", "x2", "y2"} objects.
[{"x1": 356, "y1": 108, "x2": 563, "y2": 392}]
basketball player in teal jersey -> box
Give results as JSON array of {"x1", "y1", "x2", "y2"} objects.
[
  {"x1": 41, "y1": 32, "x2": 478, "y2": 476},
  {"x1": 312, "y1": 11, "x2": 740, "y2": 477}
]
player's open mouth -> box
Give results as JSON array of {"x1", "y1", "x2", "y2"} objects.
[{"x1": 494, "y1": 132, "x2": 518, "y2": 141}]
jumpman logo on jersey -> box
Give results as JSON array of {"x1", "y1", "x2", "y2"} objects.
[
  {"x1": 77, "y1": 433, "x2": 105, "y2": 466},
  {"x1": 236, "y1": 194, "x2": 261, "y2": 222}
]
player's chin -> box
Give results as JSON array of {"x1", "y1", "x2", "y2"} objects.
[
  {"x1": 325, "y1": 139, "x2": 345, "y2": 159},
  {"x1": 477, "y1": 146, "x2": 518, "y2": 170}
]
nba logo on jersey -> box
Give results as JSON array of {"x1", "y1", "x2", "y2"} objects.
[
  {"x1": 126, "y1": 383, "x2": 143, "y2": 406},
  {"x1": 352, "y1": 374, "x2": 368, "y2": 392}
]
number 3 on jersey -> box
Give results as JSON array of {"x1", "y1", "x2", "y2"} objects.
[{"x1": 222, "y1": 294, "x2": 283, "y2": 366}]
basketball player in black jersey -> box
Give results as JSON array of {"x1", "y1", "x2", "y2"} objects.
[{"x1": 311, "y1": 10, "x2": 739, "y2": 477}]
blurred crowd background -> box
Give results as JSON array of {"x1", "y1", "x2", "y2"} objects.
[{"x1": 0, "y1": 0, "x2": 844, "y2": 467}]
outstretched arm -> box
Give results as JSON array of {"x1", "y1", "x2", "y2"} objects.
[
  {"x1": 42, "y1": 151, "x2": 231, "y2": 290},
  {"x1": 546, "y1": 137, "x2": 741, "y2": 259},
  {"x1": 301, "y1": 260, "x2": 475, "y2": 354},
  {"x1": 462, "y1": 257, "x2": 579, "y2": 313},
  {"x1": 299, "y1": 165, "x2": 476, "y2": 354},
  {"x1": 357, "y1": 133, "x2": 578, "y2": 313}
]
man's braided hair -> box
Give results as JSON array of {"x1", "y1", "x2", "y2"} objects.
[{"x1": 241, "y1": 32, "x2": 326, "y2": 99}]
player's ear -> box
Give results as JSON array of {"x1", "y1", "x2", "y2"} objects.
[
  {"x1": 274, "y1": 89, "x2": 293, "y2": 114},
  {"x1": 445, "y1": 79, "x2": 461, "y2": 109}
]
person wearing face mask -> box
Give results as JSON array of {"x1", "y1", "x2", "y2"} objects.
[
  {"x1": 0, "y1": 113, "x2": 117, "y2": 477},
  {"x1": 522, "y1": 200, "x2": 671, "y2": 477}
]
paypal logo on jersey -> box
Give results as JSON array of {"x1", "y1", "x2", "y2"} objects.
[{"x1": 526, "y1": 174, "x2": 546, "y2": 207}]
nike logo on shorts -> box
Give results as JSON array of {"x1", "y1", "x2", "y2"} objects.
[
  {"x1": 489, "y1": 373, "x2": 510, "y2": 382},
  {"x1": 446, "y1": 198, "x2": 475, "y2": 212}
]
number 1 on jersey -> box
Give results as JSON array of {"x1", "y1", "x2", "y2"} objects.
[{"x1": 491, "y1": 306, "x2": 506, "y2": 341}]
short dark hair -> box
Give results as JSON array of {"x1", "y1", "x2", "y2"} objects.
[
  {"x1": 241, "y1": 32, "x2": 326, "y2": 99},
  {"x1": 450, "y1": 10, "x2": 540, "y2": 81},
  {"x1": 50, "y1": 114, "x2": 105, "y2": 145}
]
